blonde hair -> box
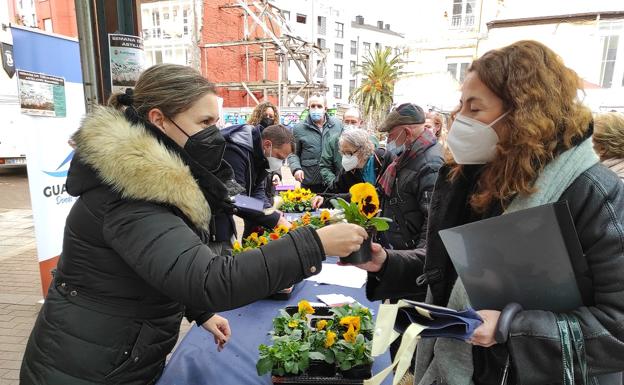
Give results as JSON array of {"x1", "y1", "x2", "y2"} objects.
[
  {"x1": 449, "y1": 40, "x2": 592, "y2": 213},
  {"x1": 593, "y1": 112, "x2": 624, "y2": 160},
  {"x1": 107, "y1": 64, "x2": 216, "y2": 118}
]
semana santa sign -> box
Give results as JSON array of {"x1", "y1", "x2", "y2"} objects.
[{"x1": 11, "y1": 26, "x2": 85, "y2": 296}]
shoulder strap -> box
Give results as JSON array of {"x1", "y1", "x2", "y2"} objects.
[{"x1": 556, "y1": 313, "x2": 598, "y2": 385}]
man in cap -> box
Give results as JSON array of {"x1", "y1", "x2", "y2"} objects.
[{"x1": 376, "y1": 103, "x2": 444, "y2": 251}]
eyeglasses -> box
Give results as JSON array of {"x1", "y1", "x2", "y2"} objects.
[{"x1": 341, "y1": 146, "x2": 361, "y2": 157}]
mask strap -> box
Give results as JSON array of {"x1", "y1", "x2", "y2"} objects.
[
  {"x1": 488, "y1": 111, "x2": 509, "y2": 128},
  {"x1": 168, "y1": 117, "x2": 191, "y2": 139}
]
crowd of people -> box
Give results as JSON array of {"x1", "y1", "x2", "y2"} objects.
[{"x1": 19, "y1": 39, "x2": 624, "y2": 385}]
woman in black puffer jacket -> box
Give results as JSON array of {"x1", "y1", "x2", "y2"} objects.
[{"x1": 20, "y1": 64, "x2": 368, "y2": 385}]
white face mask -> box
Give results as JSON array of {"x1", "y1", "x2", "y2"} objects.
[
  {"x1": 264, "y1": 142, "x2": 284, "y2": 172},
  {"x1": 341, "y1": 154, "x2": 359, "y2": 172},
  {"x1": 266, "y1": 156, "x2": 284, "y2": 172},
  {"x1": 343, "y1": 124, "x2": 358, "y2": 131},
  {"x1": 447, "y1": 112, "x2": 508, "y2": 164}
]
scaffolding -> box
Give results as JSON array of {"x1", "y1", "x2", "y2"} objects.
[{"x1": 202, "y1": 0, "x2": 328, "y2": 107}]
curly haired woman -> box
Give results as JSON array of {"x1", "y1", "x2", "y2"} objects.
[
  {"x1": 352, "y1": 41, "x2": 624, "y2": 384},
  {"x1": 593, "y1": 112, "x2": 624, "y2": 180}
]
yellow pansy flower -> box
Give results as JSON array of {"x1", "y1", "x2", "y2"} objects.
[
  {"x1": 320, "y1": 210, "x2": 330, "y2": 222},
  {"x1": 258, "y1": 236, "x2": 268, "y2": 245},
  {"x1": 349, "y1": 182, "x2": 380, "y2": 219},
  {"x1": 249, "y1": 232, "x2": 259, "y2": 241},
  {"x1": 288, "y1": 319, "x2": 299, "y2": 328},
  {"x1": 316, "y1": 320, "x2": 328, "y2": 331},
  {"x1": 298, "y1": 300, "x2": 315, "y2": 315},
  {"x1": 343, "y1": 325, "x2": 357, "y2": 343},
  {"x1": 340, "y1": 316, "x2": 361, "y2": 332},
  {"x1": 233, "y1": 241, "x2": 242, "y2": 252},
  {"x1": 325, "y1": 331, "x2": 337, "y2": 348}
]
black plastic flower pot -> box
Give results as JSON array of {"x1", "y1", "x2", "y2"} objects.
[
  {"x1": 341, "y1": 363, "x2": 372, "y2": 379},
  {"x1": 307, "y1": 359, "x2": 336, "y2": 377},
  {"x1": 341, "y1": 228, "x2": 376, "y2": 265}
]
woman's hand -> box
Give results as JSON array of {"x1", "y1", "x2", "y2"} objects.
[
  {"x1": 272, "y1": 174, "x2": 281, "y2": 186},
  {"x1": 468, "y1": 310, "x2": 501, "y2": 347},
  {"x1": 202, "y1": 314, "x2": 231, "y2": 352},
  {"x1": 316, "y1": 223, "x2": 367, "y2": 257},
  {"x1": 340, "y1": 242, "x2": 387, "y2": 273},
  {"x1": 311, "y1": 195, "x2": 324, "y2": 209}
]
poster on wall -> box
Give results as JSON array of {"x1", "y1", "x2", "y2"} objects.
[
  {"x1": 17, "y1": 70, "x2": 66, "y2": 117},
  {"x1": 109, "y1": 33, "x2": 144, "y2": 93}
]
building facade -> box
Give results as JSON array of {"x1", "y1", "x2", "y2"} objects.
[
  {"x1": 271, "y1": 0, "x2": 405, "y2": 107},
  {"x1": 9, "y1": 0, "x2": 77, "y2": 37},
  {"x1": 396, "y1": 0, "x2": 624, "y2": 112}
]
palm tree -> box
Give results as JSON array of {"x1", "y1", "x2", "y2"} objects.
[{"x1": 350, "y1": 47, "x2": 404, "y2": 130}]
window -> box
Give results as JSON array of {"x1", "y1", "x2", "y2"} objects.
[
  {"x1": 451, "y1": 0, "x2": 476, "y2": 29},
  {"x1": 317, "y1": 16, "x2": 326, "y2": 35},
  {"x1": 43, "y1": 18, "x2": 52, "y2": 32},
  {"x1": 296, "y1": 14, "x2": 307, "y2": 24},
  {"x1": 349, "y1": 79, "x2": 356, "y2": 95},
  {"x1": 335, "y1": 22, "x2": 344, "y2": 38},
  {"x1": 334, "y1": 64, "x2": 343, "y2": 79},
  {"x1": 335, "y1": 43, "x2": 343, "y2": 59},
  {"x1": 363, "y1": 42, "x2": 371, "y2": 53},
  {"x1": 183, "y1": 9, "x2": 189, "y2": 35},
  {"x1": 447, "y1": 60, "x2": 471, "y2": 82},
  {"x1": 317, "y1": 38, "x2": 326, "y2": 49},
  {"x1": 350, "y1": 40, "x2": 357, "y2": 55},
  {"x1": 282, "y1": 10, "x2": 290, "y2": 20},
  {"x1": 599, "y1": 21, "x2": 623, "y2": 88},
  {"x1": 350, "y1": 60, "x2": 356, "y2": 75},
  {"x1": 375, "y1": 42, "x2": 381, "y2": 51},
  {"x1": 163, "y1": 12, "x2": 169, "y2": 20},
  {"x1": 334, "y1": 85, "x2": 343, "y2": 99},
  {"x1": 316, "y1": 60, "x2": 325, "y2": 77}
]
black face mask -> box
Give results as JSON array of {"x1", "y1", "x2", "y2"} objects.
[
  {"x1": 260, "y1": 116, "x2": 275, "y2": 129},
  {"x1": 168, "y1": 118, "x2": 225, "y2": 172}
]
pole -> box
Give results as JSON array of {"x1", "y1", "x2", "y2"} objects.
[{"x1": 74, "y1": 0, "x2": 100, "y2": 111}]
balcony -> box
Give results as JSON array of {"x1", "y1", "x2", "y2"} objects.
[{"x1": 450, "y1": 14, "x2": 475, "y2": 30}]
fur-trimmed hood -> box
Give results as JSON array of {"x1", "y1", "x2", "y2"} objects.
[{"x1": 70, "y1": 107, "x2": 210, "y2": 230}]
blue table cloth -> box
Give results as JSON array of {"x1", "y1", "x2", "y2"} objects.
[{"x1": 157, "y1": 258, "x2": 393, "y2": 385}]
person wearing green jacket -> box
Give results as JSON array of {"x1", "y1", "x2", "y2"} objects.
[{"x1": 287, "y1": 94, "x2": 342, "y2": 193}]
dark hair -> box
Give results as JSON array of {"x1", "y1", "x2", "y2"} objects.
[
  {"x1": 107, "y1": 64, "x2": 217, "y2": 119},
  {"x1": 262, "y1": 124, "x2": 295, "y2": 151}
]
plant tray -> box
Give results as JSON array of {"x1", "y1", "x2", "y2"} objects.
[{"x1": 272, "y1": 375, "x2": 366, "y2": 385}]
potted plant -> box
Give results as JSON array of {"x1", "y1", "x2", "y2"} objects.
[
  {"x1": 307, "y1": 323, "x2": 337, "y2": 377},
  {"x1": 330, "y1": 303, "x2": 374, "y2": 340},
  {"x1": 331, "y1": 182, "x2": 392, "y2": 264},
  {"x1": 256, "y1": 334, "x2": 311, "y2": 377},
  {"x1": 333, "y1": 334, "x2": 373, "y2": 379}
]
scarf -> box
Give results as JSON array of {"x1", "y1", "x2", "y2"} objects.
[
  {"x1": 362, "y1": 155, "x2": 376, "y2": 185},
  {"x1": 378, "y1": 129, "x2": 437, "y2": 196}
]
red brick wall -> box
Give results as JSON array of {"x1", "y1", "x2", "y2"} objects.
[
  {"x1": 35, "y1": 0, "x2": 77, "y2": 38},
  {"x1": 200, "y1": 0, "x2": 279, "y2": 108}
]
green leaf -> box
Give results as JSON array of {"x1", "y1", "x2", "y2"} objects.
[
  {"x1": 256, "y1": 357, "x2": 274, "y2": 376},
  {"x1": 309, "y1": 352, "x2": 325, "y2": 360},
  {"x1": 284, "y1": 361, "x2": 296, "y2": 374},
  {"x1": 369, "y1": 217, "x2": 390, "y2": 231}
]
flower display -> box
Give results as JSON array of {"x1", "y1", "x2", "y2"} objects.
[
  {"x1": 231, "y1": 210, "x2": 334, "y2": 254},
  {"x1": 257, "y1": 300, "x2": 373, "y2": 378},
  {"x1": 277, "y1": 187, "x2": 316, "y2": 213}
]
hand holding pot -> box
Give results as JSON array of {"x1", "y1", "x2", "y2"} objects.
[
  {"x1": 342, "y1": 242, "x2": 387, "y2": 272},
  {"x1": 316, "y1": 223, "x2": 367, "y2": 257}
]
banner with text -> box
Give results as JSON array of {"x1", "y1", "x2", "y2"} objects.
[{"x1": 11, "y1": 26, "x2": 85, "y2": 296}]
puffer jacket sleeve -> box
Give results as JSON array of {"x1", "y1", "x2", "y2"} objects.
[
  {"x1": 319, "y1": 135, "x2": 339, "y2": 187},
  {"x1": 366, "y1": 248, "x2": 426, "y2": 301},
  {"x1": 102, "y1": 199, "x2": 324, "y2": 311},
  {"x1": 287, "y1": 124, "x2": 304, "y2": 173},
  {"x1": 507, "y1": 168, "x2": 624, "y2": 384}
]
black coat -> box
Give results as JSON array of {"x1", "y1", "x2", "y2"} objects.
[
  {"x1": 368, "y1": 163, "x2": 624, "y2": 384},
  {"x1": 379, "y1": 139, "x2": 444, "y2": 250},
  {"x1": 20, "y1": 108, "x2": 325, "y2": 385},
  {"x1": 213, "y1": 124, "x2": 280, "y2": 241}
]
